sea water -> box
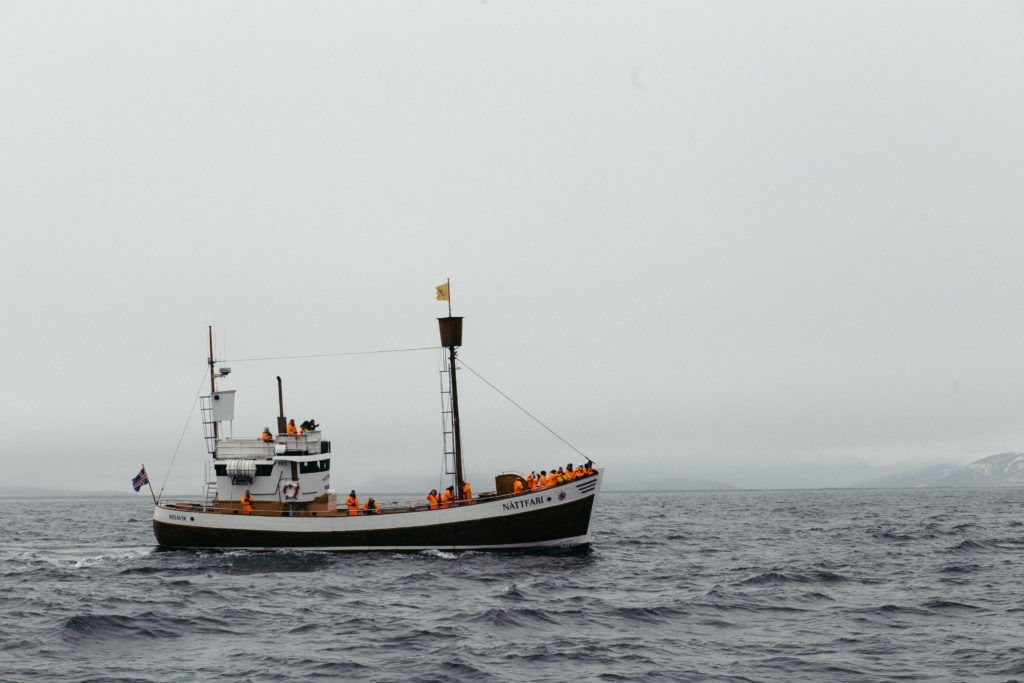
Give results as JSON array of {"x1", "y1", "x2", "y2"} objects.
[{"x1": 2, "y1": 488, "x2": 1023, "y2": 682}]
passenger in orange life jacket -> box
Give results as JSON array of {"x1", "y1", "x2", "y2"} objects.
[
  {"x1": 554, "y1": 467, "x2": 566, "y2": 485},
  {"x1": 538, "y1": 470, "x2": 549, "y2": 488},
  {"x1": 345, "y1": 490, "x2": 359, "y2": 516},
  {"x1": 287, "y1": 419, "x2": 298, "y2": 435},
  {"x1": 441, "y1": 486, "x2": 454, "y2": 508},
  {"x1": 564, "y1": 463, "x2": 576, "y2": 481},
  {"x1": 462, "y1": 481, "x2": 472, "y2": 504},
  {"x1": 427, "y1": 489, "x2": 439, "y2": 509},
  {"x1": 262, "y1": 428, "x2": 273, "y2": 443},
  {"x1": 241, "y1": 489, "x2": 253, "y2": 515},
  {"x1": 513, "y1": 478, "x2": 524, "y2": 494},
  {"x1": 526, "y1": 472, "x2": 536, "y2": 490},
  {"x1": 363, "y1": 497, "x2": 379, "y2": 514}
]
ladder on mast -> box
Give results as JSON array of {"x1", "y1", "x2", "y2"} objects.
[
  {"x1": 438, "y1": 352, "x2": 456, "y2": 477},
  {"x1": 203, "y1": 460, "x2": 217, "y2": 506},
  {"x1": 199, "y1": 395, "x2": 217, "y2": 456}
]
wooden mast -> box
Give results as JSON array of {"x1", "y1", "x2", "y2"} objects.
[{"x1": 437, "y1": 280, "x2": 465, "y2": 499}]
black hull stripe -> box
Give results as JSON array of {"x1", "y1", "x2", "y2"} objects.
[{"x1": 154, "y1": 494, "x2": 595, "y2": 549}]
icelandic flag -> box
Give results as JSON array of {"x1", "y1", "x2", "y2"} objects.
[{"x1": 131, "y1": 467, "x2": 149, "y2": 492}]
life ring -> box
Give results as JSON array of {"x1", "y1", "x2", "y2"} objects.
[{"x1": 282, "y1": 481, "x2": 300, "y2": 499}]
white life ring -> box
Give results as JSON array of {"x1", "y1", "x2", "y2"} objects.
[{"x1": 282, "y1": 481, "x2": 300, "y2": 499}]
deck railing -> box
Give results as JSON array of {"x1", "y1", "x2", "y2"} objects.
[
  {"x1": 214, "y1": 432, "x2": 324, "y2": 459},
  {"x1": 158, "y1": 472, "x2": 599, "y2": 516}
]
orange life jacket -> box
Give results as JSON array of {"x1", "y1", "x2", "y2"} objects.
[
  {"x1": 513, "y1": 479, "x2": 524, "y2": 493},
  {"x1": 427, "y1": 493, "x2": 439, "y2": 510},
  {"x1": 526, "y1": 474, "x2": 535, "y2": 489},
  {"x1": 441, "y1": 490, "x2": 453, "y2": 508},
  {"x1": 462, "y1": 483, "x2": 471, "y2": 503},
  {"x1": 287, "y1": 423, "x2": 298, "y2": 435},
  {"x1": 241, "y1": 493, "x2": 253, "y2": 514},
  {"x1": 363, "y1": 500, "x2": 378, "y2": 514},
  {"x1": 345, "y1": 496, "x2": 358, "y2": 515}
]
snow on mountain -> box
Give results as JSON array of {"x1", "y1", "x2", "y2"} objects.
[{"x1": 852, "y1": 452, "x2": 1024, "y2": 488}]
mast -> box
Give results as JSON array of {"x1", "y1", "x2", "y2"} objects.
[
  {"x1": 208, "y1": 326, "x2": 218, "y2": 441},
  {"x1": 438, "y1": 314, "x2": 465, "y2": 499}
]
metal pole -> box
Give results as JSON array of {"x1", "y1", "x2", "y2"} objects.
[{"x1": 277, "y1": 376, "x2": 286, "y2": 434}]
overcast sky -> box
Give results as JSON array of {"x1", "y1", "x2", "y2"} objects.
[{"x1": 2, "y1": 1, "x2": 1023, "y2": 494}]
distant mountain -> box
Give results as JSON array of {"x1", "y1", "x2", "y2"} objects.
[
  {"x1": 852, "y1": 452, "x2": 1024, "y2": 488},
  {"x1": 605, "y1": 475, "x2": 736, "y2": 491},
  {"x1": 0, "y1": 485, "x2": 132, "y2": 499}
]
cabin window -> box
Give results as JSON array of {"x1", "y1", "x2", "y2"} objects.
[
  {"x1": 299, "y1": 459, "x2": 331, "y2": 474},
  {"x1": 255, "y1": 464, "x2": 273, "y2": 476},
  {"x1": 214, "y1": 465, "x2": 227, "y2": 476},
  {"x1": 321, "y1": 441, "x2": 331, "y2": 454}
]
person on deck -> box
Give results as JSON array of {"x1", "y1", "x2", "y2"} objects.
[
  {"x1": 262, "y1": 428, "x2": 274, "y2": 442},
  {"x1": 300, "y1": 418, "x2": 319, "y2": 433},
  {"x1": 462, "y1": 481, "x2": 472, "y2": 504},
  {"x1": 287, "y1": 419, "x2": 298, "y2": 435},
  {"x1": 345, "y1": 490, "x2": 359, "y2": 516},
  {"x1": 363, "y1": 497, "x2": 379, "y2": 514},
  {"x1": 513, "y1": 478, "x2": 524, "y2": 494},
  {"x1": 441, "y1": 486, "x2": 454, "y2": 508},
  {"x1": 427, "y1": 489, "x2": 439, "y2": 510},
  {"x1": 526, "y1": 472, "x2": 536, "y2": 490},
  {"x1": 565, "y1": 464, "x2": 576, "y2": 481},
  {"x1": 241, "y1": 489, "x2": 254, "y2": 515},
  {"x1": 538, "y1": 471, "x2": 549, "y2": 488}
]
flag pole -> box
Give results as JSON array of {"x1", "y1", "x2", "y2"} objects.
[
  {"x1": 144, "y1": 465, "x2": 157, "y2": 504},
  {"x1": 447, "y1": 278, "x2": 452, "y2": 317}
]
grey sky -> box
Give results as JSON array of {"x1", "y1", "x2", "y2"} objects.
[{"x1": 2, "y1": 2, "x2": 1023, "y2": 493}]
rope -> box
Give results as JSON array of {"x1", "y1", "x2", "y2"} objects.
[
  {"x1": 224, "y1": 346, "x2": 441, "y2": 363},
  {"x1": 457, "y1": 357, "x2": 595, "y2": 464},
  {"x1": 156, "y1": 368, "x2": 209, "y2": 503}
]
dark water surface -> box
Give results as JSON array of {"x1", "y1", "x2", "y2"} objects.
[{"x1": 3, "y1": 489, "x2": 1024, "y2": 682}]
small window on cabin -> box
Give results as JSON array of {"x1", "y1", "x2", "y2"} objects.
[
  {"x1": 214, "y1": 465, "x2": 227, "y2": 476},
  {"x1": 320, "y1": 460, "x2": 330, "y2": 471}
]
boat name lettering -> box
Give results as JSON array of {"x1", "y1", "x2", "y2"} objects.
[
  {"x1": 169, "y1": 514, "x2": 188, "y2": 521},
  {"x1": 502, "y1": 496, "x2": 545, "y2": 512}
]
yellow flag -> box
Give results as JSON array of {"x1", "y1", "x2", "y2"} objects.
[{"x1": 436, "y1": 282, "x2": 450, "y2": 301}]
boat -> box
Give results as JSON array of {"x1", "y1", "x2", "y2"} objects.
[{"x1": 152, "y1": 311, "x2": 603, "y2": 550}]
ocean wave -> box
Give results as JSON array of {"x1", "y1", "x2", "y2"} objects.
[
  {"x1": 73, "y1": 549, "x2": 152, "y2": 568},
  {"x1": 948, "y1": 539, "x2": 994, "y2": 553},
  {"x1": 63, "y1": 613, "x2": 206, "y2": 642},
  {"x1": 922, "y1": 599, "x2": 983, "y2": 611}
]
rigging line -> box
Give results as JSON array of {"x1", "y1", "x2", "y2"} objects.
[
  {"x1": 457, "y1": 358, "x2": 594, "y2": 464},
  {"x1": 223, "y1": 346, "x2": 441, "y2": 363},
  {"x1": 156, "y1": 368, "x2": 209, "y2": 504}
]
